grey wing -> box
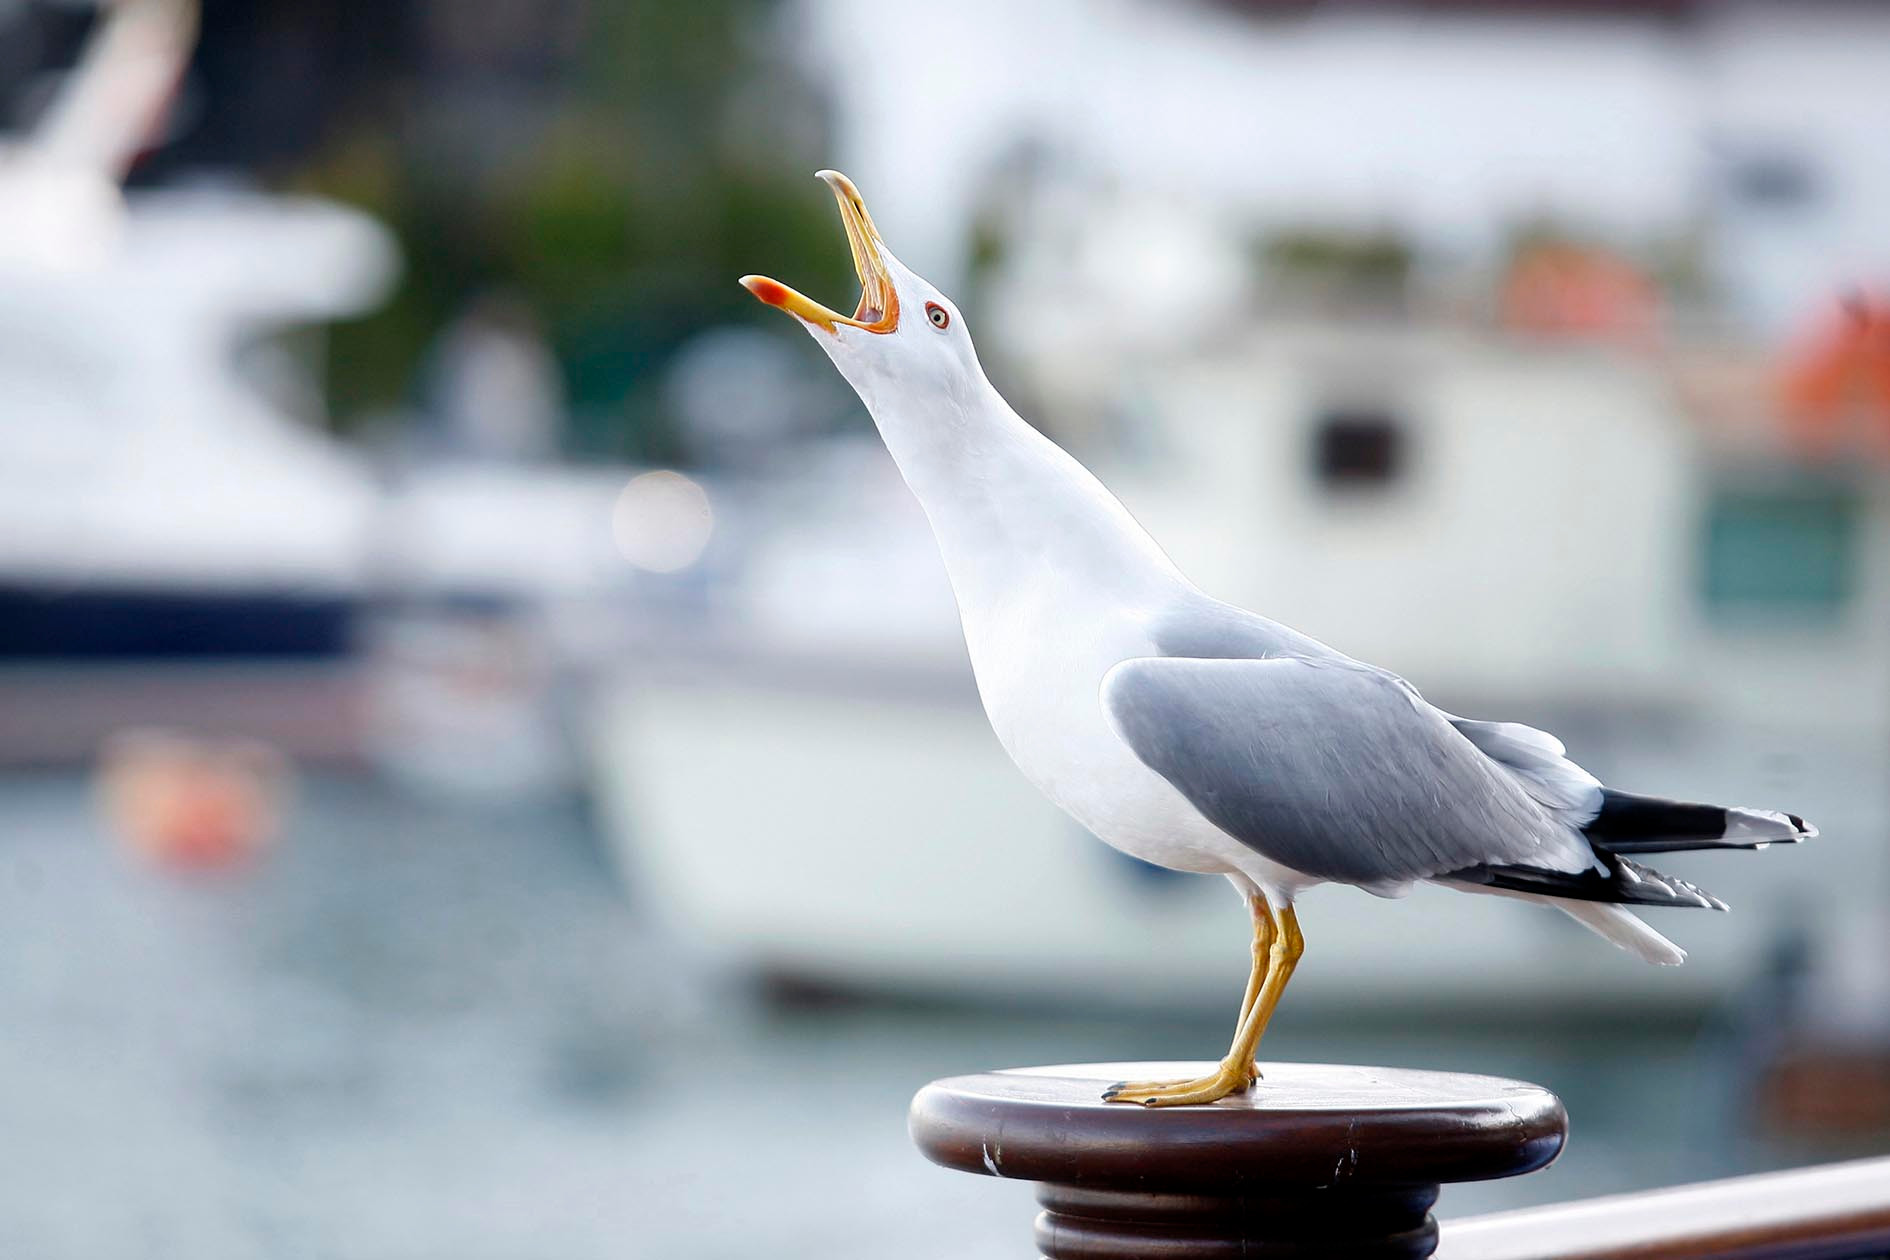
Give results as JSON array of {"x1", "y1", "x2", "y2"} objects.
[
  {"x1": 1150, "y1": 595, "x2": 1346, "y2": 664},
  {"x1": 1100, "y1": 656, "x2": 1600, "y2": 888},
  {"x1": 1441, "y1": 715, "x2": 1606, "y2": 819}
]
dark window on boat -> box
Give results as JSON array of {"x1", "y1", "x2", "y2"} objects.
[
  {"x1": 1723, "y1": 150, "x2": 1822, "y2": 214},
  {"x1": 1701, "y1": 482, "x2": 1857, "y2": 620},
  {"x1": 1312, "y1": 408, "x2": 1405, "y2": 489}
]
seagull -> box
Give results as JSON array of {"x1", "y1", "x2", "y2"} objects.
[{"x1": 741, "y1": 171, "x2": 1815, "y2": 1107}]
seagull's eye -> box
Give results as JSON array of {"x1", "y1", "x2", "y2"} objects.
[{"x1": 925, "y1": 302, "x2": 950, "y2": 331}]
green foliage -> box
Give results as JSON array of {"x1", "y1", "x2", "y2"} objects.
[
  {"x1": 301, "y1": 0, "x2": 846, "y2": 462},
  {"x1": 1261, "y1": 227, "x2": 1413, "y2": 289}
]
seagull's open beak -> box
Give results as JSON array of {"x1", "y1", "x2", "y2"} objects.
[{"x1": 741, "y1": 170, "x2": 900, "y2": 335}]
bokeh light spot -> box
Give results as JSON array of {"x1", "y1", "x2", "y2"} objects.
[{"x1": 611, "y1": 471, "x2": 714, "y2": 573}]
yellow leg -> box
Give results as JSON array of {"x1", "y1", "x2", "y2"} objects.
[
  {"x1": 1105, "y1": 895, "x2": 1273, "y2": 1096},
  {"x1": 1109, "y1": 897, "x2": 1274, "y2": 1097},
  {"x1": 1103, "y1": 903, "x2": 1304, "y2": 1107},
  {"x1": 1234, "y1": 896, "x2": 1274, "y2": 1082}
]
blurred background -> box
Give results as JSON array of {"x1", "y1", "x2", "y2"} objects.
[{"x1": 3, "y1": 0, "x2": 1889, "y2": 1254}]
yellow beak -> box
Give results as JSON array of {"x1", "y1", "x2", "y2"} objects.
[{"x1": 741, "y1": 170, "x2": 900, "y2": 335}]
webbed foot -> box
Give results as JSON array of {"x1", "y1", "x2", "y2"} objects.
[{"x1": 1102, "y1": 1060, "x2": 1253, "y2": 1107}]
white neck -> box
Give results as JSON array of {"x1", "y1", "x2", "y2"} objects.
[{"x1": 864, "y1": 370, "x2": 1189, "y2": 624}]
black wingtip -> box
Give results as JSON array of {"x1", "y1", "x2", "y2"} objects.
[
  {"x1": 1446, "y1": 852, "x2": 1730, "y2": 911},
  {"x1": 1585, "y1": 792, "x2": 1818, "y2": 852}
]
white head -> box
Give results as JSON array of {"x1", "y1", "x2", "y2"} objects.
[
  {"x1": 740, "y1": 171, "x2": 985, "y2": 417},
  {"x1": 742, "y1": 171, "x2": 1184, "y2": 603}
]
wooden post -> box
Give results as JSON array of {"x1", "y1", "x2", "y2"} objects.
[{"x1": 909, "y1": 1061, "x2": 1567, "y2": 1260}]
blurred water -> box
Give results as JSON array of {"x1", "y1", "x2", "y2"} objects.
[{"x1": 0, "y1": 771, "x2": 1832, "y2": 1259}]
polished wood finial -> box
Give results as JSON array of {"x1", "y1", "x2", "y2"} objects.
[{"x1": 909, "y1": 1061, "x2": 1567, "y2": 1259}]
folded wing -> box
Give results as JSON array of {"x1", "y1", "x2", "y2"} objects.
[{"x1": 1099, "y1": 656, "x2": 1598, "y2": 892}]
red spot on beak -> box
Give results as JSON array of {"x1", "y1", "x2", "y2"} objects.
[{"x1": 747, "y1": 278, "x2": 789, "y2": 306}]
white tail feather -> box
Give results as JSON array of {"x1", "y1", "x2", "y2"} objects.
[
  {"x1": 1725, "y1": 806, "x2": 1817, "y2": 844},
  {"x1": 1558, "y1": 901, "x2": 1687, "y2": 966}
]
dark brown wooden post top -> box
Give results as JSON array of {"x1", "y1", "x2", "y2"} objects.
[{"x1": 909, "y1": 1062, "x2": 1567, "y2": 1260}]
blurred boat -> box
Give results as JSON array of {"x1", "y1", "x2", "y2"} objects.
[
  {"x1": 0, "y1": 188, "x2": 397, "y2": 653},
  {"x1": 0, "y1": 0, "x2": 384, "y2": 669},
  {"x1": 0, "y1": 2, "x2": 642, "y2": 769}
]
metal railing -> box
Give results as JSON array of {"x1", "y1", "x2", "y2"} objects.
[{"x1": 1439, "y1": 1156, "x2": 1890, "y2": 1260}]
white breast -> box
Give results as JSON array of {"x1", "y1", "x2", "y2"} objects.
[
  {"x1": 866, "y1": 374, "x2": 1316, "y2": 899},
  {"x1": 962, "y1": 597, "x2": 1268, "y2": 880}
]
